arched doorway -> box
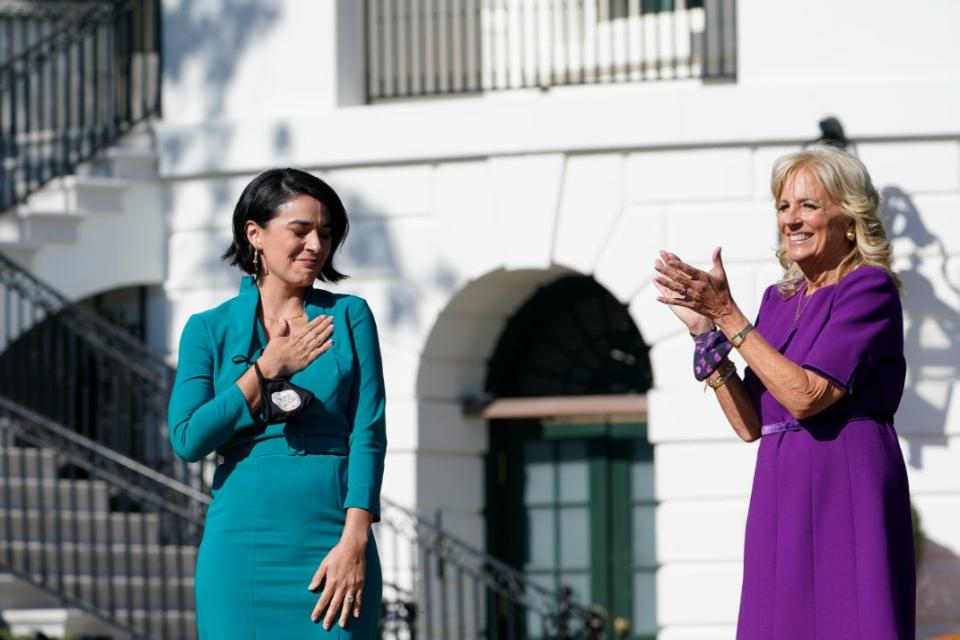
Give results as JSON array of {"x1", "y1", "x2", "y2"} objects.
[{"x1": 484, "y1": 275, "x2": 657, "y2": 639}]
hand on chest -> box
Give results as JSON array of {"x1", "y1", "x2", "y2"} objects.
[{"x1": 219, "y1": 311, "x2": 355, "y2": 411}]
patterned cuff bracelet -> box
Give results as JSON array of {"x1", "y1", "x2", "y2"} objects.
[
  {"x1": 693, "y1": 329, "x2": 734, "y2": 381},
  {"x1": 706, "y1": 360, "x2": 737, "y2": 391}
]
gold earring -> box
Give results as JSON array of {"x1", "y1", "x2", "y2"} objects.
[
  {"x1": 846, "y1": 230, "x2": 856, "y2": 241},
  {"x1": 252, "y1": 248, "x2": 260, "y2": 272}
]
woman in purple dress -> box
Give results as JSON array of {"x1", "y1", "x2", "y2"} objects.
[{"x1": 654, "y1": 145, "x2": 915, "y2": 639}]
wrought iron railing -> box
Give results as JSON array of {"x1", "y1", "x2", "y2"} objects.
[
  {"x1": 0, "y1": 395, "x2": 203, "y2": 640},
  {"x1": 0, "y1": 1, "x2": 94, "y2": 65},
  {"x1": 365, "y1": 0, "x2": 736, "y2": 100},
  {"x1": 0, "y1": 251, "x2": 209, "y2": 494},
  {"x1": 0, "y1": 0, "x2": 161, "y2": 213},
  {"x1": 376, "y1": 503, "x2": 604, "y2": 639}
]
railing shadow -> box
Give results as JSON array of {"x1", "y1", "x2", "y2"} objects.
[
  {"x1": 879, "y1": 185, "x2": 960, "y2": 634},
  {"x1": 880, "y1": 186, "x2": 959, "y2": 466}
]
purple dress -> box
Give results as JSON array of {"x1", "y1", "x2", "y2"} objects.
[{"x1": 738, "y1": 266, "x2": 915, "y2": 639}]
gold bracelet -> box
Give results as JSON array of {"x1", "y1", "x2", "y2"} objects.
[{"x1": 706, "y1": 360, "x2": 737, "y2": 391}]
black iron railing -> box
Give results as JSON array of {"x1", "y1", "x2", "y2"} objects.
[
  {"x1": 0, "y1": 395, "x2": 203, "y2": 640},
  {"x1": 0, "y1": 251, "x2": 209, "y2": 495},
  {"x1": 376, "y1": 503, "x2": 604, "y2": 639},
  {"x1": 365, "y1": 0, "x2": 736, "y2": 100},
  {"x1": 0, "y1": 0, "x2": 161, "y2": 213}
]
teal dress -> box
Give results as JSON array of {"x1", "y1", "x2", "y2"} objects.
[{"x1": 168, "y1": 276, "x2": 386, "y2": 638}]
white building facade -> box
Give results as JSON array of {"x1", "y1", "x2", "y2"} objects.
[{"x1": 5, "y1": 0, "x2": 959, "y2": 637}]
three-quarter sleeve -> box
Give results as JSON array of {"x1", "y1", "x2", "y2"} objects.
[
  {"x1": 801, "y1": 267, "x2": 901, "y2": 392},
  {"x1": 343, "y1": 298, "x2": 388, "y2": 521},
  {"x1": 167, "y1": 314, "x2": 257, "y2": 462},
  {"x1": 742, "y1": 284, "x2": 776, "y2": 412}
]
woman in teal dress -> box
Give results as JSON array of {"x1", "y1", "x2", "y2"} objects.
[{"x1": 167, "y1": 168, "x2": 386, "y2": 638}]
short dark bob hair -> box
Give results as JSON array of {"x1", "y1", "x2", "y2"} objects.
[{"x1": 222, "y1": 168, "x2": 349, "y2": 283}]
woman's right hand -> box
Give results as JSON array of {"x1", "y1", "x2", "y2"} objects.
[
  {"x1": 654, "y1": 253, "x2": 714, "y2": 336},
  {"x1": 258, "y1": 315, "x2": 334, "y2": 377}
]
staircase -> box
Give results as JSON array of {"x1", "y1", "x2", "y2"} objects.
[
  {"x1": 0, "y1": 0, "x2": 164, "y2": 303},
  {"x1": 0, "y1": 0, "x2": 161, "y2": 215},
  {"x1": 0, "y1": 396, "x2": 203, "y2": 639}
]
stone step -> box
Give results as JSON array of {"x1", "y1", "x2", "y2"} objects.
[
  {"x1": 0, "y1": 508, "x2": 161, "y2": 543},
  {"x1": 0, "y1": 212, "x2": 22, "y2": 242},
  {"x1": 0, "y1": 572, "x2": 195, "y2": 611},
  {"x1": 17, "y1": 209, "x2": 81, "y2": 243},
  {"x1": 1, "y1": 601, "x2": 197, "y2": 640},
  {"x1": 82, "y1": 608, "x2": 197, "y2": 640},
  {"x1": 0, "y1": 540, "x2": 197, "y2": 578},
  {"x1": 0, "y1": 606, "x2": 70, "y2": 638},
  {"x1": 0, "y1": 238, "x2": 41, "y2": 265},
  {"x1": 24, "y1": 175, "x2": 126, "y2": 216},
  {"x1": 102, "y1": 148, "x2": 158, "y2": 180},
  {"x1": 0, "y1": 447, "x2": 58, "y2": 479},
  {"x1": 0, "y1": 477, "x2": 110, "y2": 510}
]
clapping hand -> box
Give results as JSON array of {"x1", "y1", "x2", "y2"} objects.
[{"x1": 654, "y1": 248, "x2": 735, "y2": 330}]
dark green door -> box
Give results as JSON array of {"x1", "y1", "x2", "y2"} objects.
[{"x1": 488, "y1": 420, "x2": 657, "y2": 639}]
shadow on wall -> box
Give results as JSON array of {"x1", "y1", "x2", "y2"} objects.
[
  {"x1": 163, "y1": 0, "x2": 281, "y2": 118},
  {"x1": 881, "y1": 186, "x2": 960, "y2": 633},
  {"x1": 160, "y1": 0, "x2": 282, "y2": 174},
  {"x1": 881, "y1": 186, "x2": 959, "y2": 467},
  {"x1": 333, "y1": 187, "x2": 461, "y2": 334}
]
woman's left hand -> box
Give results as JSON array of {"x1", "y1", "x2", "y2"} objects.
[
  {"x1": 308, "y1": 534, "x2": 367, "y2": 629},
  {"x1": 655, "y1": 247, "x2": 736, "y2": 323}
]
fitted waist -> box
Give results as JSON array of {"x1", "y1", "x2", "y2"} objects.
[
  {"x1": 218, "y1": 433, "x2": 348, "y2": 460},
  {"x1": 760, "y1": 412, "x2": 894, "y2": 437}
]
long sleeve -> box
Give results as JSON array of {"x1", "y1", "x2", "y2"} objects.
[
  {"x1": 167, "y1": 314, "x2": 257, "y2": 462},
  {"x1": 343, "y1": 299, "x2": 387, "y2": 520}
]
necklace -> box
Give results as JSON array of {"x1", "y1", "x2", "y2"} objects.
[
  {"x1": 793, "y1": 285, "x2": 814, "y2": 328},
  {"x1": 258, "y1": 301, "x2": 306, "y2": 323},
  {"x1": 259, "y1": 311, "x2": 304, "y2": 322}
]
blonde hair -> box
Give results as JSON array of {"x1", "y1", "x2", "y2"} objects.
[{"x1": 771, "y1": 144, "x2": 902, "y2": 296}]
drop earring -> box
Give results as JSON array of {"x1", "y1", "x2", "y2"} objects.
[{"x1": 253, "y1": 248, "x2": 260, "y2": 273}]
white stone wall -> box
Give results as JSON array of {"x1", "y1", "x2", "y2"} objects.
[{"x1": 153, "y1": 0, "x2": 960, "y2": 637}]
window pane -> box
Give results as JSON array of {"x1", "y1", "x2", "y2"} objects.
[
  {"x1": 558, "y1": 572, "x2": 592, "y2": 606},
  {"x1": 558, "y1": 506, "x2": 590, "y2": 570},
  {"x1": 642, "y1": 0, "x2": 674, "y2": 13},
  {"x1": 524, "y1": 441, "x2": 555, "y2": 504},
  {"x1": 632, "y1": 504, "x2": 657, "y2": 567},
  {"x1": 558, "y1": 440, "x2": 589, "y2": 502},
  {"x1": 527, "y1": 507, "x2": 556, "y2": 570},
  {"x1": 632, "y1": 570, "x2": 657, "y2": 634},
  {"x1": 631, "y1": 458, "x2": 655, "y2": 502}
]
